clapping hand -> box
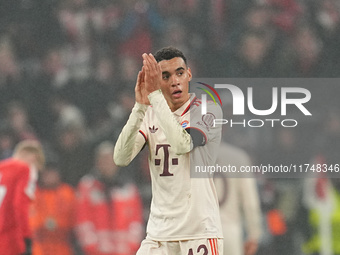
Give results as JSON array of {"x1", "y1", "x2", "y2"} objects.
[
  {"x1": 135, "y1": 66, "x2": 150, "y2": 105},
  {"x1": 135, "y1": 53, "x2": 162, "y2": 105}
]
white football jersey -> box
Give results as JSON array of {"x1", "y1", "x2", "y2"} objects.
[
  {"x1": 139, "y1": 93, "x2": 223, "y2": 241},
  {"x1": 114, "y1": 91, "x2": 223, "y2": 241}
]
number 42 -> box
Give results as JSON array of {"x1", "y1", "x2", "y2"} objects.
[{"x1": 188, "y1": 245, "x2": 208, "y2": 255}]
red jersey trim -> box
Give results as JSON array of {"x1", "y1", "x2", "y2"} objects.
[
  {"x1": 209, "y1": 239, "x2": 220, "y2": 255},
  {"x1": 139, "y1": 130, "x2": 147, "y2": 142},
  {"x1": 181, "y1": 96, "x2": 201, "y2": 116}
]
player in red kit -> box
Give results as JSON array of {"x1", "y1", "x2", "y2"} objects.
[{"x1": 0, "y1": 140, "x2": 45, "y2": 255}]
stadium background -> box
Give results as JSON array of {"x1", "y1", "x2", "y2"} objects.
[{"x1": 1, "y1": 0, "x2": 340, "y2": 254}]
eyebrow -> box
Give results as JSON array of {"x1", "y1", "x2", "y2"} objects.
[{"x1": 162, "y1": 67, "x2": 185, "y2": 75}]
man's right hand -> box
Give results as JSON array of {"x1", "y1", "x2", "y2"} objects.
[{"x1": 135, "y1": 67, "x2": 150, "y2": 105}]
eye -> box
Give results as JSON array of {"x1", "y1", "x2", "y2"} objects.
[
  {"x1": 162, "y1": 74, "x2": 169, "y2": 80},
  {"x1": 177, "y1": 71, "x2": 183, "y2": 76}
]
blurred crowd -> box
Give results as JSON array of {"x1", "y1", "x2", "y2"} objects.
[{"x1": 1, "y1": 0, "x2": 340, "y2": 254}]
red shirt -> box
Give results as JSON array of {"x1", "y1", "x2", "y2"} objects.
[
  {"x1": 75, "y1": 175, "x2": 143, "y2": 255},
  {"x1": 0, "y1": 159, "x2": 37, "y2": 255}
]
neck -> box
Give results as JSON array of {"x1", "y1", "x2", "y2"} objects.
[{"x1": 168, "y1": 95, "x2": 190, "y2": 112}]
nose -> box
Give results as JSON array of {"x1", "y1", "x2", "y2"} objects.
[{"x1": 171, "y1": 75, "x2": 180, "y2": 86}]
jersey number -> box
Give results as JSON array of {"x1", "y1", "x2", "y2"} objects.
[
  {"x1": 0, "y1": 175, "x2": 7, "y2": 208},
  {"x1": 188, "y1": 244, "x2": 208, "y2": 255}
]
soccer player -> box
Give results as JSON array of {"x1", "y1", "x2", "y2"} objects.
[
  {"x1": 0, "y1": 140, "x2": 45, "y2": 255},
  {"x1": 114, "y1": 47, "x2": 223, "y2": 254}
]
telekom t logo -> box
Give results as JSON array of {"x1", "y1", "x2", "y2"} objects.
[{"x1": 201, "y1": 84, "x2": 312, "y2": 116}]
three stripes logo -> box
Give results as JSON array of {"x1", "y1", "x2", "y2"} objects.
[{"x1": 196, "y1": 82, "x2": 222, "y2": 115}]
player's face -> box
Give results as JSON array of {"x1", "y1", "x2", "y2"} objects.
[
  {"x1": 23, "y1": 153, "x2": 43, "y2": 171},
  {"x1": 159, "y1": 57, "x2": 192, "y2": 112}
]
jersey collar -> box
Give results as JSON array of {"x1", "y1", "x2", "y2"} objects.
[{"x1": 173, "y1": 93, "x2": 196, "y2": 116}]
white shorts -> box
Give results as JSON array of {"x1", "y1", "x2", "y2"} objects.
[{"x1": 136, "y1": 237, "x2": 223, "y2": 255}]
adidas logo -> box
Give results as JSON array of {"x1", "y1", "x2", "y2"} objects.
[{"x1": 149, "y1": 125, "x2": 158, "y2": 133}]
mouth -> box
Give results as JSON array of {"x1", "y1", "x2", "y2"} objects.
[
  {"x1": 172, "y1": 90, "x2": 182, "y2": 95},
  {"x1": 172, "y1": 90, "x2": 182, "y2": 98}
]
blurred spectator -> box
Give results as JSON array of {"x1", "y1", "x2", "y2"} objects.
[
  {"x1": 245, "y1": 4, "x2": 273, "y2": 31},
  {"x1": 225, "y1": 30, "x2": 279, "y2": 77},
  {"x1": 30, "y1": 162, "x2": 76, "y2": 255},
  {"x1": 260, "y1": 127, "x2": 308, "y2": 255},
  {"x1": 269, "y1": 0, "x2": 303, "y2": 33},
  {"x1": 51, "y1": 94, "x2": 87, "y2": 131},
  {"x1": 118, "y1": 54, "x2": 141, "y2": 91},
  {"x1": 0, "y1": 124, "x2": 18, "y2": 160},
  {"x1": 5, "y1": 0, "x2": 64, "y2": 63},
  {"x1": 116, "y1": 0, "x2": 163, "y2": 59},
  {"x1": 23, "y1": 48, "x2": 66, "y2": 140},
  {"x1": 58, "y1": 0, "x2": 90, "y2": 43},
  {"x1": 0, "y1": 37, "x2": 24, "y2": 120},
  {"x1": 263, "y1": 127, "x2": 308, "y2": 167},
  {"x1": 64, "y1": 42, "x2": 93, "y2": 81},
  {"x1": 0, "y1": 36, "x2": 20, "y2": 83},
  {"x1": 257, "y1": 178, "x2": 287, "y2": 255},
  {"x1": 301, "y1": 107, "x2": 340, "y2": 254},
  {"x1": 312, "y1": 0, "x2": 340, "y2": 76},
  {"x1": 7, "y1": 101, "x2": 37, "y2": 141},
  {"x1": 108, "y1": 87, "x2": 136, "y2": 139},
  {"x1": 214, "y1": 142, "x2": 262, "y2": 255},
  {"x1": 54, "y1": 122, "x2": 92, "y2": 187},
  {"x1": 40, "y1": 48, "x2": 70, "y2": 89},
  {"x1": 160, "y1": 20, "x2": 189, "y2": 56},
  {"x1": 57, "y1": 0, "x2": 94, "y2": 81},
  {"x1": 303, "y1": 176, "x2": 340, "y2": 255},
  {"x1": 65, "y1": 55, "x2": 117, "y2": 132},
  {"x1": 313, "y1": 108, "x2": 340, "y2": 166},
  {"x1": 278, "y1": 24, "x2": 326, "y2": 77},
  {"x1": 75, "y1": 141, "x2": 143, "y2": 255}
]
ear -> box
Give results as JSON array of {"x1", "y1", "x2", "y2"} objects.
[{"x1": 187, "y1": 67, "x2": 192, "y2": 81}]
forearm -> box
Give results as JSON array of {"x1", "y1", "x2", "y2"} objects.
[
  {"x1": 114, "y1": 102, "x2": 148, "y2": 166},
  {"x1": 148, "y1": 90, "x2": 192, "y2": 154}
]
